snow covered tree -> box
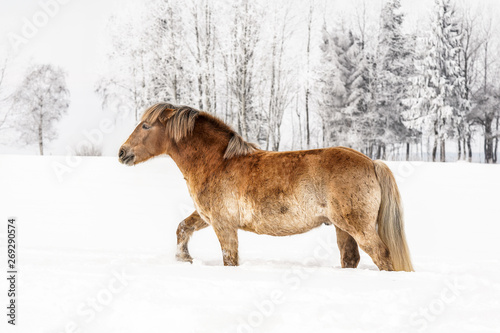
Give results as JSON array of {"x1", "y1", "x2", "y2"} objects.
[
  {"x1": 145, "y1": 0, "x2": 196, "y2": 105},
  {"x1": 456, "y1": 6, "x2": 480, "y2": 161},
  {"x1": 225, "y1": 0, "x2": 263, "y2": 142},
  {"x1": 404, "y1": 0, "x2": 467, "y2": 162},
  {"x1": 12, "y1": 64, "x2": 70, "y2": 155},
  {"x1": 97, "y1": 0, "x2": 196, "y2": 122},
  {"x1": 96, "y1": 11, "x2": 152, "y2": 122},
  {"x1": 265, "y1": 6, "x2": 294, "y2": 151},
  {"x1": 316, "y1": 24, "x2": 374, "y2": 150},
  {"x1": 189, "y1": 0, "x2": 218, "y2": 114},
  {"x1": 316, "y1": 25, "x2": 349, "y2": 146},
  {"x1": 470, "y1": 92, "x2": 500, "y2": 163},
  {"x1": 469, "y1": 17, "x2": 500, "y2": 163},
  {"x1": 304, "y1": 2, "x2": 314, "y2": 148},
  {"x1": 376, "y1": 0, "x2": 415, "y2": 159}
]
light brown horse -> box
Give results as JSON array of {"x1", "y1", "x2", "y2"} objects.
[{"x1": 119, "y1": 103, "x2": 414, "y2": 272}]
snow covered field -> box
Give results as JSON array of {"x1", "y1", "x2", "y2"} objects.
[{"x1": 1, "y1": 155, "x2": 499, "y2": 333}]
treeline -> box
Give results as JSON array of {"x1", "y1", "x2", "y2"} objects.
[{"x1": 97, "y1": 0, "x2": 500, "y2": 163}]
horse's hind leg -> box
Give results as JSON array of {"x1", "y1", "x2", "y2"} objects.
[
  {"x1": 335, "y1": 226, "x2": 360, "y2": 268},
  {"x1": 352, "y1": 229, "x2": 393, "y2": 271},
  {"x1": 176, "y1": 211, "x2": 208, "y2": 263},
  {"x1": 346, "y1": 227, "x2": 394, "y2": 271},
  {"x1": 332, "y1": 213, "x2": 393, "y2": 271}
]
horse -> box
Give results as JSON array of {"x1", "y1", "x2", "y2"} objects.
[{"x1": 119, "y1": 103, "x2": 414, "y2": 272}]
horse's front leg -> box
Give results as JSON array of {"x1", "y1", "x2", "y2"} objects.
[
  {"x1": 176, "y1": 211, "x2": 209, "y2": 263},
  {"x1": 213, "y1": 223, "x2": 239, "y2": 266}
]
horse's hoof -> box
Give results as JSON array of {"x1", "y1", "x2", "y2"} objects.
[{"x1": 175, "y1": 253, "x2": 193, "y2": 263}]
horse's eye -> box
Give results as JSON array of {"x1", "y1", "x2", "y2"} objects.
[{"x1": 142, "y1": 123, "x2": 151, "y2": 130}]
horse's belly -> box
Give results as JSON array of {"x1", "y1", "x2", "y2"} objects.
[{"x1": 240, "y1": 211, "x2": 328, "y2": 236}]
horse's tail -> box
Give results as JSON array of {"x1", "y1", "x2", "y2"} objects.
[{"x1": 373, "y1": 160, "x2": 414, "y2": 272}]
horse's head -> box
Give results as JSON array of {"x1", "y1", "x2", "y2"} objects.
[{"x1": 118, "y1": 105, "x2": 177, "y2": 165}]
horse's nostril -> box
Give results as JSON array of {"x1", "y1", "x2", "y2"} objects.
[{"x1": 119, "y1": 148, "x2": 126, "y2": 158}]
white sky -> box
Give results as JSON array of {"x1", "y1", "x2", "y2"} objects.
[{"x1": 0, "y1": 0, "x2": 498, "y2": 155}]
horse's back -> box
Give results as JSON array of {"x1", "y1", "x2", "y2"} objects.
[{"x1": 237, "y1": 146, "x2": 376, "y2": 180}]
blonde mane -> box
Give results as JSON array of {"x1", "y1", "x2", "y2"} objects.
[
  {"x1": 141, "y1": 103, "x2": 258, "y2": 159},
  {"x1": 224, "y1": 134, "x2": 259, "y2": 159}
]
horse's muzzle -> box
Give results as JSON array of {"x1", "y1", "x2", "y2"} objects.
[{"x1": 118, "y1": 146, "x2": 135, "y2": 166}]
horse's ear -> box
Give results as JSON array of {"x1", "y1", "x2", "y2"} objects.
[{"x1": 158, "y1": 109, "x2": 176, "y2": 125}]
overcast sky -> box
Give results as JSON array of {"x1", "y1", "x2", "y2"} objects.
[{"x1": 0, "y1": 0, "x2": 498, "y2": 154}]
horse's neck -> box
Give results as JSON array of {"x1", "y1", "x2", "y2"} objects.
[{"x1": 168, "y1": 131, "x2": 228, "y2": 179}]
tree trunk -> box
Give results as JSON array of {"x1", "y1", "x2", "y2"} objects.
[
  {"x1": 193, "y1": 7, "x2": 203, "y2": 110},
  {"x1": 406, "y1": 142, "x2": 410, "y2": 161},
  {"x1": 376, "y1": 144, "x2": 383, "y2": 160},
  {"x1": 267, "y1": 31, "x2": 277, "y2": 151},
  {"x1": 494, "y1": 115, "x2": 499, "y2": 163},
  {"x1": 305, "y1": 3, "x2": 313, "y2": 148},
  {"x1": 432, "y1": 120, "x2": 438, "y2": 162},
  {"x1": 440, "y1": 139, "x2": 446, "y2": 162},
  {"x1": 462, "y1": 138, "x2": 467, "y2": 161},
  {"x1": 38, "y1": 120, "x2": 44, "y2": 156},
  {"x1": 457, "y1": 139, "x2": 462, "y2": 161},
  {"x1": 467, "y1": 134, "x2": 472, "y2": 162},
  {"x1": 273, "y1": 127, "x2": 281, "y2": 151},
  {"x1": 295, "y1": 95, "x2": 302, "y2": 149},
  {"x1": 241, "y1": 70, "x2": 248, "y2": 140},
  {"x1": 484, "y1": 115, "x2": 493, "y2": 163},
  {"x1": 322, "y1": 121, "x2": 326, "y2": 147},
  {"x1": 432, "y1": 136, "x2": 438, "y2": 162}
]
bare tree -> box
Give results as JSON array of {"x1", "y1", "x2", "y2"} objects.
[
  {"x1": 98, "y1": 1, "x2": 196, "y2": 122},
  {"x1": 96, "y1": 14, "x2": 151, "y2": 122},
  {"x1": 456, "y1": 4, "x2": 485, "y2": 161},
  {"x1": 266, "y1": 6, "x2": 294, "y2": 151},
  {"x1": 190, "y1": 0, "x2": 218, "y2": 113},
  {"x1": 12, "y1": 64, "x2": 70, "y2": 155},
  {"x1": 227, "y1": 0, "x2": 261, "y2": 142},
  {"x1": 469, "y1": 14, "x2": 500, "y2": 164},
  {"x1": 304, "y1": 2, "x2": 314, "y2": 148}
]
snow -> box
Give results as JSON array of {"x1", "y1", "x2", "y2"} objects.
[{"x1": 1, "y1": 155, "x2": 499, "y2": 333}]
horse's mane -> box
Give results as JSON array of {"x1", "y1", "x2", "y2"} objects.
[{"x1": 141, "y1": 103, "x2": 259, "y2": 159}]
